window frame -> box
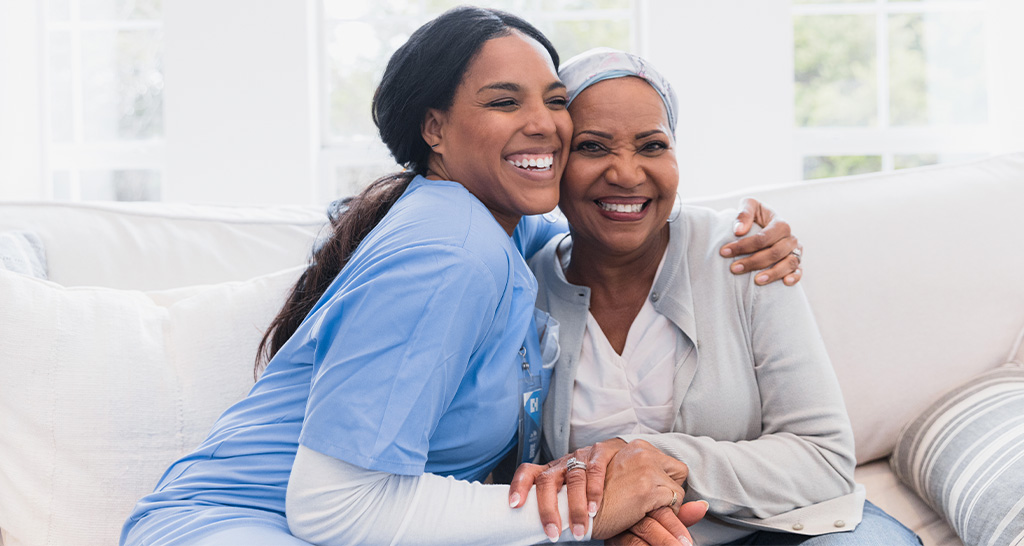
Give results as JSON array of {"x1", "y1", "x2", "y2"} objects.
[
  {"x1": 42, "y1": 2, "x2": 165, "y2": 200},
  {"x1": 791, "y1": 0, "x2": 992, "y2": 178}
]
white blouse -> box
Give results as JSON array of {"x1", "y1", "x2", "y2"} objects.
[{"x1": 564, "y1": 254, "x2": 694, "y2": 452}]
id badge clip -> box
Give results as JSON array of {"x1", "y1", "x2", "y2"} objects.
[{"x1": 517, "y1": 344, "x2": 543, "y2": 466}]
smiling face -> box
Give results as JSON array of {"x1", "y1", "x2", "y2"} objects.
[
  {"x1": 423, "y1": 31, "x2": 572, "y2": 234},
  {"x1": 560, "y1": 76, "x2": 679, "y2": 257}
]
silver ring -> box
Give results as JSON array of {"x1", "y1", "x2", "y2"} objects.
[
  {"x1": 566, "y1": 457, "x2": 587, "y2": 472},
  {"x1": 670, "y1": 491, "x2": 678, "y2": 508},
  {"x1": 790, "y1": 247, "x2": 802, "y2": 264}
]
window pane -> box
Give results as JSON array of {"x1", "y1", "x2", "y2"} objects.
[
  {"x1": 894, "y1": 153, "x2": 985, "y2": 169},
  {"x1": 81, "y1": 29, "x2": 163, "y2": 141},
  {"x1": 326, "y1": 21, "x2": 416, "y2": 140},
  {"x1": 542, "y1": 0, "x2": 631, "y2": 9},
  {"x1": 80, "y1": 0, "x2": 162, "y2": 20},
  {"x1": 423, "y1": 0, "x2": 521, "y2": 14},
  {"x1": 49, "y1": 32, "x2": 74, "y2": 142},
  {"x1": 794, "y1": 14, "x2": 877, "y2": 127},
  {"x1": 49, "y1": 0, "x2": 71, "y2": 20},
  {"x1": 889, "y1": 12, "x2": 987, "y2": 126},
  {"x1": 80, "y1": 170, "x2": 161, "y2": 201},
  {"x1": 545, "y1": 19, "x2": 631, "y2": 60},
  {"x1": 803, "y1": 155, "x2": 881, "y2": 180},
  {"x1": 52, "y1": 171, "x2": 72, "y2": 200},
  {"x1": 332, "y1": 162, "x2": 400, "y2": 199}
]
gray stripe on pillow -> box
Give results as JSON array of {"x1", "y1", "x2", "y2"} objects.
[{"x1": 891, "y1": 365, "x2": 1024, "y2": 546}]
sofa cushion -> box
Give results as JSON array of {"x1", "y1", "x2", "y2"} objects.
[
  {"x1": 0, "y1": 230, "x2": 47, "y2": 279},
  {"x1": 691, "y1": 152, "x2": 1024, "y2": 462},
  {"x1": 0, "y1": 266, "x2": 302, "y2": 546},
  {"x1": 890, "y1": 363, "x2": 1024, "y2": 546},
  {"x1": 0, "y1": 201, "x2": 324, "y2": 290}
]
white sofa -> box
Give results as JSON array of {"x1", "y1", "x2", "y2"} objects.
[{"x1": 2, "y1": 153, "x2": 1023, "y2": 546}]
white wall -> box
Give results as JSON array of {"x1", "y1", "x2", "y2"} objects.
[
  {"x1": 644, "y1": 0, "x2": 796, "y2": 197},
  {"x1": 0, "y1": 0, "x2": 43, "y2": 200},
  {"x1": 162, "y1": 0, "x2": 320, "y2": 204}
]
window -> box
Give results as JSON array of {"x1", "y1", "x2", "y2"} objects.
[
  {"x1": 45, "y1": 0, "x2": 164, "y2": 200},
  {"x1": 793, "y1": 0, "x2": 990, "y2": 180},
  {"x1": 319, "y1": 0, "x2": 638, "y2": 200}
]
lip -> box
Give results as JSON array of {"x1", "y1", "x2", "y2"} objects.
[{"x1": 594, "y1": 197, "x2": 652, "y2": 221}]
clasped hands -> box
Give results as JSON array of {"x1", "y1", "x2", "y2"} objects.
[{"x1": 509, "y1": 438, "x2": 707, "y2": 545}]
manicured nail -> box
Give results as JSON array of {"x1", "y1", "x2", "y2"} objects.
[
  {"x1": 572, "y1": 524, "x2": 585, "y2": 540},
  {"x1": 588, "y1": 501, "x2": 597, "y2": 517},
  {"x1": 756, "y1": 274, "x2": 769, "y2": 284},
  {"x1": 546, "y1": 523, "x2": 560, "y2": 542},
  {"x1": 733, "y1": 221, "x2": 743, "y2": 234},
  {"x1": 679, "y1": 536, "x2": 693, "y2": 546},
  {"x1": 785, "y1": 275, "x2": 795, "y2": 284},
  {"x1": 731, "y1": 263, "x2": 744, "y2": 273},
  {"x1": 509, "y1": 492, "x2": 520, "y2": 507},
  {"x1": 721, "y1": 247, "x2": 733, "y2": 257}
]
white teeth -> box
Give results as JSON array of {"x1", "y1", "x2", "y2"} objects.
[
  {"x1": 506, "y1": 155, "x2": 553, "y2": 170},
  {"x1": 598, "y1": 201, "x2": 643, "y2": 213}
]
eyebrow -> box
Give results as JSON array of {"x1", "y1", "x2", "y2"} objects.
[
  {"x1": 576, "y1": 129, "x2": 613, "y2": 140},
  {"x1": 635, "y1": 129, "x2": 667, "y2": 139},
  {"x1": 478, "y1": 81, "x2": 566, "y2": 94}
]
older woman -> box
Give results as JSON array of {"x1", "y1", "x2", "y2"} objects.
[{"x1": 512, "y1": 49, "x2": 923, "y2": 546}]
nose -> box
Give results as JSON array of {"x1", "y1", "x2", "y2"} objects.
[
  {"x1": 522, "y1": 99, "x2": 558, "y2": 137},
  {"x1": 605, "y1": 153, "x2": 645, "y2": 189}
]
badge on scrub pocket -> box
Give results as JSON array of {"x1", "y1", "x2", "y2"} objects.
[{"x1": 517, "y1": 344, "x2": 543, "y2": 466}]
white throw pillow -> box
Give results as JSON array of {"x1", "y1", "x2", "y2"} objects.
[{"x1": 0, "y1": 266, "x2": 302, "y2": 546}]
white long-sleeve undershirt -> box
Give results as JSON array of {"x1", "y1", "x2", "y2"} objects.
[{"x1": 286, "y1": 445, "x2": 592, "y2": 546}]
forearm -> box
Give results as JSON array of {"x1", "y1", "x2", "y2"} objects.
[
  {"x1": 286, "y1": 445, "x2": 582, "y2": 546},
  {"x1": 617, "y1": 429, "x2": 854, "y2": 518}
]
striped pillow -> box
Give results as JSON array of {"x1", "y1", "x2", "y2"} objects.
[{"x1": 891, "y1": 364, "x2": 1024, "y2": 546}]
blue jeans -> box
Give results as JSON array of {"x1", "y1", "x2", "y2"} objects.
[{"x1": 725, "y1": 501, "x2": 923, "y2": 545}]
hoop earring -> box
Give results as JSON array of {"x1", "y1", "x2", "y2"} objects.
[{"x1": 667, "y1": 192, "x2": 682, "y2": 223}]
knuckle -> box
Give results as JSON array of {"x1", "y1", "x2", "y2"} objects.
[{"x1": 633, "y1": 517, "x2": 657, "y2": 535}]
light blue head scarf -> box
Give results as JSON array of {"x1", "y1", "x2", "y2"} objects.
[{"x1": 558, "y1": 47, "x2": 678, "y2": 134}]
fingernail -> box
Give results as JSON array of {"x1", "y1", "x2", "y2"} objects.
[
  {"x1": 731, "y1": 263, "x2": 744, "y2": 273},
  {"x1": 509, "y1": 492, "x2": 520, "y2": 507},
  {"x1": 572, "y1": 524, "x2": 585, "y2": 540},
  {"x1": 546, "y1": 523, "x2": 560, "y2": 542},
  {"x1": 733, "y1": 221, "x2": 743, "y2": 234},
  {"x1": 721, "y1": 247, "x2": 733, "y2": 257},
  {"x1": 785, "y1": 275, "x2": 794, "y2": 284},
  {"x1": 698, "y1": 500, "x2": 710, "y2": 510},
  {"x1": 588, "y1": 501, "x2": 597, "y2": 517},
  {"x1": 679, "y1": 536, "x2": 693, "y2": 546},
  {"x1": 756, "y1": 274, "x2": 769, "y2": 284}
]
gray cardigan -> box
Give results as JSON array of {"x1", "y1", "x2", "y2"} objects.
[{"x1": 529, "y1": 205, "x2": 864, "y2": 541}]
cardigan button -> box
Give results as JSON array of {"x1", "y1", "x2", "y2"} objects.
[
  {"x1": 834, "y1": 520, "x2": 846, "y2": 528},
  {"x1": 651, "y1": 292, "x2": 659, "y2": 302},
  {"x1": 792, "y1": 523, "x2": 804, "y2": 531}
]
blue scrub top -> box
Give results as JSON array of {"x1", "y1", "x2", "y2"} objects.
[{"x1": 121, "y1": 176, "x2": 567, "y2": 542}]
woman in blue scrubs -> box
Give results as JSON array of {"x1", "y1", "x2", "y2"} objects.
[{"x1": 121, "y1": 7, "x2": 798, "y2": 546}]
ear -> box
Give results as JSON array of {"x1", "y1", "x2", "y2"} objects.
[{"x1": 421, "y1": 108, "x2": 446, "y2": 154}]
